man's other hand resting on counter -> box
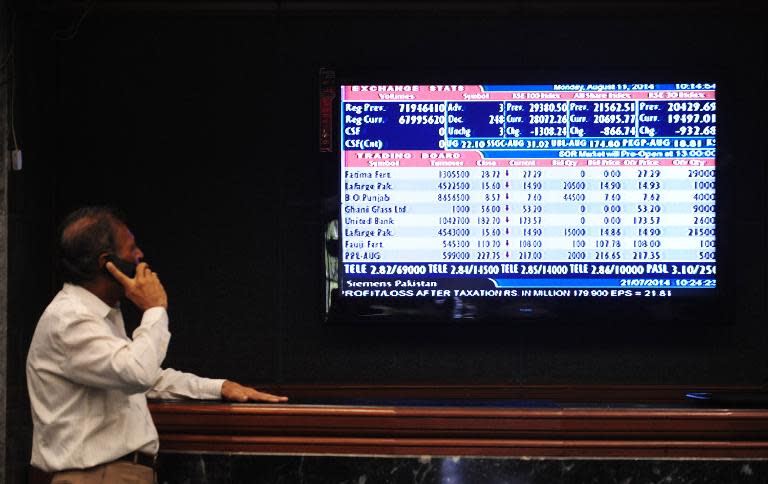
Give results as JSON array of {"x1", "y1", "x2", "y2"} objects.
[{"x1": 221, "y1": 380, "x2": 289, "y2": 403}]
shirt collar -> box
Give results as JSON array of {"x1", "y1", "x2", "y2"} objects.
[{"x1": 62, "y1": 283, "x2": 119, "y2": 319}]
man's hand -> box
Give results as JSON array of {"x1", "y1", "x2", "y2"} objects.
[
  {"x1": 221, "y1": 380, "x2": 288, "y2": 403},
  {"x1": 107, "y1": 261, "x2": 168, "y2": 311}
]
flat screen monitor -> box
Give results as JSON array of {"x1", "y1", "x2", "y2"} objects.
[{"x1": 326, "y1": 82, "x2": 719, "y2": 324}]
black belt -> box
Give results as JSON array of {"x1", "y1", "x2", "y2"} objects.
[{"x1": 116, "y1": 451, "x2": 157, "y2": 469}]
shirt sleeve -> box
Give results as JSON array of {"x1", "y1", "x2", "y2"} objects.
[
  {"x1": 57, "y1": 307, "x2": 171, "y2": 394},
  {"x1": 146, "y1": 368, "x2": 225, "y2": 400}
]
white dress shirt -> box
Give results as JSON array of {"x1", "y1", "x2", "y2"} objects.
[{"x1": 27, "y1": 283, "x2": 225, "y2": 472}]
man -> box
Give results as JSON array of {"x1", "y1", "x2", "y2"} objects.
[{"x1": 26, "y1": 206, "x2": 287, "y2": 483}]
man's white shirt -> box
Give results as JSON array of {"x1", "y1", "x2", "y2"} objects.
[{"x1": 27, "y1": 283, "x2": 224, "y2": 472}]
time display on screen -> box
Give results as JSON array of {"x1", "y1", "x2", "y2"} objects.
[{"x1": 339, "y1": 84, "x2": 716, "y2": 299}]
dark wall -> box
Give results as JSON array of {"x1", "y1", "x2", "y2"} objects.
[
  {"x1": 7, "y1": 4, "x2": 768, "y2": 480},
  {"x1": 9, "y1": 3, "x2": 768, "y2": 397}
]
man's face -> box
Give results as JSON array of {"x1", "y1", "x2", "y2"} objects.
[{"x1": 113, "y1": 223, "x2": 144, "y2": 264}]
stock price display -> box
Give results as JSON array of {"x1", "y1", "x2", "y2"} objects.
[{"x1": 339, "y1": 84, "x2": 716, "y2": 299}]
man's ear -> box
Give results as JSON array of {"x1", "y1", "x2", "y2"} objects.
[{"x1": 98, "y1": 252, "x2": 111, "y2": 270}]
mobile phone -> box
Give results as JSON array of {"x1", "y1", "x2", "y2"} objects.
[{"x1": 104, "y1": 254, "x2": 137, "y2": 278}]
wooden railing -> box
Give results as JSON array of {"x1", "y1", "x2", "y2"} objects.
[{"x1": 149, "y1": 384, "x2": 768, "y2": 458}]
